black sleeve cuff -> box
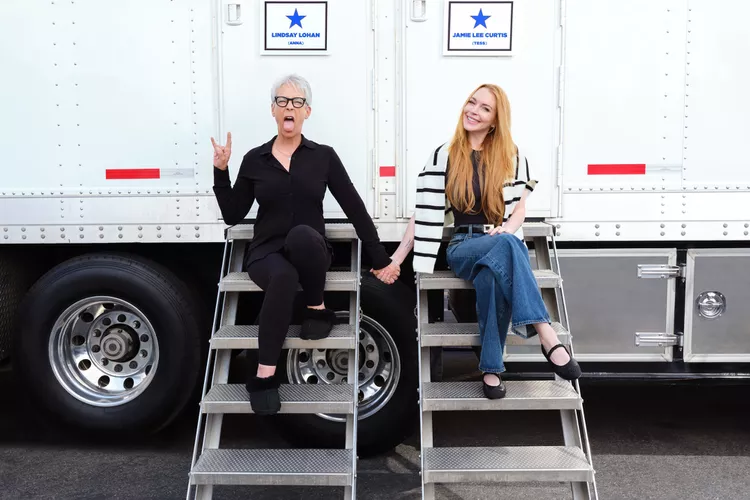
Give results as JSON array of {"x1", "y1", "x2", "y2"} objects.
[
  {"x1": 213, "y1": 166, "x2": 231, "y2": 186},
  {"x1": 367, "y1": 244, "x2": 392, "y2": 271}
]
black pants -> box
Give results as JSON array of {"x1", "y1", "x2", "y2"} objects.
[{"x1": 247, "y1": 225, "x2": 332, "y2": 366}]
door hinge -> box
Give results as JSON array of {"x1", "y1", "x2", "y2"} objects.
[
  {"x1": 637, "y1": 264, "x2": 685, "y2": 279},
  {"x1": 635, "y1": 332, "x2": 682, "y2": 348}
]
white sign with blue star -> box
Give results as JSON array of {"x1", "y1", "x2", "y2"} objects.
[
  {"x1": 262, "y1": 1, "x2": 328, "y2": 54},
  {"x1": 443, "y1": 1, "x2": 514, "y2": 56}
]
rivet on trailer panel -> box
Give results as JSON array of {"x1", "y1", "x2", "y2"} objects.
[
  {"x1": 724, "y1": 232, "x2": 728, "y2": 236},
  {"x1": 22, "y1": 235, "x2": 26, "y2": 240},
  {"x1": 723, "y1": 224, "x2": 728, "y2": 228},
  {"x1": 138, "y1": 234, "x2": 143, "y2": 239},
  {"x1": 79, "y1": 234, "x2": 84, "y2": 240},
  {"x1": 99, "y1": 234, "x2": 103, "y2": 239}
]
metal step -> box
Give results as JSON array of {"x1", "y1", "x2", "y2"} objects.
[
  {"x1": 211, "y1": 324, "x2": 357, "y2": 350},
  {"x1": 418, "y1": 269, "x2": 560, "y2": 290},
  {"x1": 191, "y1": 449, "x2": 353, "y2": 487},
  {"x1": 201, "y1": 384, "x2": 354, "y2": 414},
  {"x1": 228, "y1": 224, "x2": 357, "y2": 241},
  {"x1": 422, "y1": 380, "x2": 581, "y2": 412},
  {"x1": 520, "y1": 222, "x2": 555, "y2": 238},
  {"x1": 423, "y1": 446, "x2": 593, "y2": 484},
  {"x1": 220, "y1": 271, "x2": 358, "y2": 292},
  {"x1": 420, "y1": 321, "x2": 570, "y2": 347}
]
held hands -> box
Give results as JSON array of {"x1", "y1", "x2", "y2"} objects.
[
  {"x1": 371, "y1": 260, "x2": 400, "y2": 285},
  {"x1": 210, "y1": 132, "x2": 232, "y2": 171}
]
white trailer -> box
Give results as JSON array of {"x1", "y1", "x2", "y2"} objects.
[{"x1": 2, "y1": 0, "x2": 749, "y2": 455}]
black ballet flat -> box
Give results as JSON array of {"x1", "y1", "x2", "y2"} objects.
[
  {"x1": 541, "y1": 343, "x2": 582, "y2": 381},
  {"x1": 246, "y1": 374, "x2": 281, "y2": 415},
  {"x1": 300, "y1": 307, "x2": 336, "y2": 340},
  {"x1": 482, "y1": 373, "x2": 507, "y2": 400}
]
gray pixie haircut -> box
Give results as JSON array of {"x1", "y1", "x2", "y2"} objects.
[{"x1": 270, "y1": 74, "x2": 312, "y2": 106}]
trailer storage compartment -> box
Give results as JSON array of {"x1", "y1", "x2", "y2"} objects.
[{"x1": 684, "y1": 249, "x2": 750, "y2": 363}]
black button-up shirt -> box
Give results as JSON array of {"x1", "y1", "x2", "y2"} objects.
[{"x1": 213, "y1": 135, "x2": 391, "y2": 270}]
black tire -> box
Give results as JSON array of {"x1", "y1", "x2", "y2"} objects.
[
  {"x1": 13, "y1": 253, "x2": 203, "y2": 434},
  {"x1": 275, "y1": 275, "x2": 419, "y2": 457}
]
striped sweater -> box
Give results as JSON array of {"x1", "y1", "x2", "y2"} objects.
[{"x1": 413, "y1": 142, "x2": 537, "y2": 273}]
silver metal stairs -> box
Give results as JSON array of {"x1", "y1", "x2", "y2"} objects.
[
  {"x1": 186, "y1": 225, "x2": 362, "y2": 499},
  {"x1": 416, "y1": 222, "x2": 598, "y2": 499}
]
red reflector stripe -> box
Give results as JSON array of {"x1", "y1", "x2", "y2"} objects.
[
  {"x1": 379, "y1": 166, "x2": 396, "y2": 177},
  {"x1": 587, "y1": 164, "x2": 646, "y2": 175},
  {"x1": 106, "y1": 169, "x2": 161, "y2": 180}
]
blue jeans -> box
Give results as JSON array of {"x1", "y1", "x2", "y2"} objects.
[{"x1": 445, "y1": 230, "x2": 551, "y2": 374}]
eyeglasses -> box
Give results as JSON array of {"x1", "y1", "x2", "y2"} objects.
[{"x1": 274, "y1": 96, "x2": 307, "y2": 108}]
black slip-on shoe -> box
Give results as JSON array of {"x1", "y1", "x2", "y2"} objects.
[
  {"x1": 246, "y1": 374, "x2": 281, "y2": 415},
  {"x1": 482, "y1": 373, "x2": 507, "y2": 400},
  {"x1": 300, "y1": 307, "x2": 336, "y2": 340},
  {"x1": 541, "y1": 343, "x2": 582, "y2": 381}
]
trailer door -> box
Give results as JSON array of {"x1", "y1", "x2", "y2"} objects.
[
  {"x1": 398, "y1": 0, "x2": 560, "y2": 218},
  {"x1": 218, "y1": 0, "x2": 375, "y2": 218}
]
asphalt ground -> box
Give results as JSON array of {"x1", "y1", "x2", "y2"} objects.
[{"x1": 2, "y1": 352, "x2": 750, "y2": 500}]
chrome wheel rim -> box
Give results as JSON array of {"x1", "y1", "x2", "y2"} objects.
[
  {"x1": 286, "y1": 312, "x2": 401, "y2": 422},
  {"x1": 48, "y1": 296, "x2": 159, "y2": 407}
]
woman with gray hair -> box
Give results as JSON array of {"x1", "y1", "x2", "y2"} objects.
[{"x1": 211, "y1": 74, "x2": 400, "y2": 415}]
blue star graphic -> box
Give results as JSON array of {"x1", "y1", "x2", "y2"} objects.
[
  {"x1": 471, "y1": 8, "x2": 491, "y2": 29},
  {"x1": 287, "y1": 8, "x2": 306, "y2": 29}
]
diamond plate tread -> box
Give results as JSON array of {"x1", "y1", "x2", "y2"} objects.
[
  {"x1": 220, "y1": 271, "x2": 357, "y2": 292},
  {"x1": 191, "y1": 449, "x2": 353, "y2": 486},
  {"x1": 418, "y1": 270, "x2": 560, "y2": 290},
  {"x1": 202, "y1": 384, "x2": 354, "y2": 414},
  {"x1": 423, "y1": 380, "x2": 581, "y2": 411},
  {"x1": 424, "y1": 446, "x2": 593, "y2": 484},
  {"x1": 211, "y1": 324, "x2": 356, "y2": 350},
  {"x1": 420, "y1": 321, "x2": 569, "y2": 347},
  {"x1": 228, "y1": 224, "x2": 358, "y2": 241}
]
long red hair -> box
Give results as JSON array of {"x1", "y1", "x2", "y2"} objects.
[{"x1": 446, "y1": 84, "x2": 516, "y2": 225}]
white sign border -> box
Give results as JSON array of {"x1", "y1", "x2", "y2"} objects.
[
  {"x1": 260, "y1": 0, "x2": 330, "y2": 56},
  {"x1": 442, "y1": 0, "x2": 515, "y2": 57}
]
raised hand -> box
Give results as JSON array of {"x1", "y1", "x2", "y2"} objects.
[
  {"x1": 372, "y1": 261, "x2": 401, "y2": 285},
  {"x1": 210, "y1": 132, "x2": 232, "y2": 171}
]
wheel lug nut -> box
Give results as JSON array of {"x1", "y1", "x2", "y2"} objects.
[
  {"x1": 129, "y1": 361, "x2": 138, "y2": 369},
  {"x1": 91, "y1": 345, "x2": 100, "y2": 353},
  {"x1": 93, "y1": 329, "x2": 101, "y2": 337},
  {"x1": 101, "y1": 358, "x2": 109, "y2": 366},
  {"x1": 114, "y1": 364, "x2": 123, "y2": 373},
  {"x1": 140, "y1": 350, "x2": 148, "y2": 358},
  {"x1": 140, "y1": 335, "x2": 149, "y2": 342}
]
